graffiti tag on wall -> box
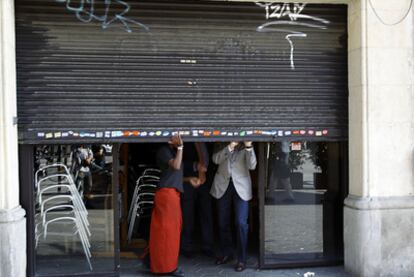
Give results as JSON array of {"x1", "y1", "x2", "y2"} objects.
[
  {"x1": 256, "y1": 2, "x2": 330, "y2": 70},
  {"x1": 56, "y1": 0, "x2": 149, "y2": 33}
]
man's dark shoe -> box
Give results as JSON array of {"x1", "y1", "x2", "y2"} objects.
[
  {"x1": 235, "y1": 262, "x2": 246, "y2": 272},
  {"x1": 167, "y1": 267, "x2": 185, "y2": 277},
  {"x1": 215, "y1": 255, "x2": 233, "y2": 265}
]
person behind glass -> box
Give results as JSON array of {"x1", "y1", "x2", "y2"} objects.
[
  {"x1": 91, "y1": 144, "x2": 106, "y2": 169},
  {"x1": 268, "y1": 141, "x2": 294, "y2": 202},
  {"x1": 146, "y1": 134, "x2": 185, "y2": 277},
  {"x1": 74, "y1": 145, "x2": 94, "y2": 194},
  {"x1": 210, "y1": 141, "x2": 257, "y2": 272}
]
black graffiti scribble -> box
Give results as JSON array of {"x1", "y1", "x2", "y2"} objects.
[
  {"x1": 56, "y1": 0, "x2": 149, "y2": 33},
  {"x1": 256, "y1": 2, "x2": 329, "y2": 70}
]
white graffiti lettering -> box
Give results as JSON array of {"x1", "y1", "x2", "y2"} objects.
[
  {"x1": 56, "y1": 0, "x2": 149, "y2": 33},
  {"x1": 256, "y1": 2, "x2": 307, "y2": 21},
  {"x1": 256, "y1": 2, "x2": 330, "y2": 70}
]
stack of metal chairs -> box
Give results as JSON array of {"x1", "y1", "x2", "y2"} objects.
[
  {"x1": 34, "y1": 163, "x2": 93, "y2": 270},
  {"x1": 127, "y1": 168, "x2": 160, "y2": 243}
]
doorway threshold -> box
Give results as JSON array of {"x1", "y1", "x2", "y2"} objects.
[{"x1": 120, "y1": 256, "x2": 348, "y2": 277}]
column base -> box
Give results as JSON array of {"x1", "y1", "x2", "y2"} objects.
[
  {"x1": 344, "y1": 195, "x2": 414, "y2": 277},
  {"x1": 0, "y1": 206, "x2": 26, "y2": 277}
]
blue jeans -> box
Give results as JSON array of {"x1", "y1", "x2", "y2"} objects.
[{"x1": 217, "y1": 181, "x2": 249, "y2": 263}]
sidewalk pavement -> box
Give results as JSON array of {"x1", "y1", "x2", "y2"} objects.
[{"x1": 120, "y1": 254, "x2": 349, "y2": 277}]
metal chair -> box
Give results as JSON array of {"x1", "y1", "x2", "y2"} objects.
[
  {"x1": 127, "y1": 170, "x2": 160, "y2": 243},
  {"x1": 34, "y1": 163, "x2": 93, "y2": 271}
]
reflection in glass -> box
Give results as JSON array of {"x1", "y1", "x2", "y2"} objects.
[
  {"x1": 34, "y1": 144, "x2": 114, "y2": 275},
  {"x1": 264, "y1": 141, "x2": 344, "y2": 265}
]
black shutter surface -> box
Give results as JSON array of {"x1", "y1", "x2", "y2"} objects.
[{"x1": 16, "y1": 0, "x2": 348, "y2": 143}]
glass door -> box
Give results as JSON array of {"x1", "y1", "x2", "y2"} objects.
[
  {"x1": 23, "y1": 144, "x2": 120, "y2": 276},
  {"x1": 259, "y1": 141, "x2": 347, "y2": 268}
]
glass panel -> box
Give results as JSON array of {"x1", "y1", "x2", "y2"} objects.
[
  {"x1": 264, "y1": 141, "x2": 345, "y2": 265},
  {"x1": 34, "y1": 144, "x2": 115, "y2": 275}
]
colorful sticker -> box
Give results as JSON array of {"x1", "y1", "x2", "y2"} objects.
[
  {"x1": 35, "y1": 127, "x2": 333, "y2": 141},
  {"x1": 81, "y1": 132, "x2": 95, "y2": 137},
  {"x1": 111, "y1": 131, "x2": 123, "y2": 137},
  {"x1": 291, "y1": 142, "x2": 301, "y2": 151}
]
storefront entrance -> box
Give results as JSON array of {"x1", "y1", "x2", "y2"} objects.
[
  {"x1": 20, "y1": 140, "x2": 347, "y2": 276},
  {"x1": 15, "y1": 0, "x2": 349, "y2": 276}
]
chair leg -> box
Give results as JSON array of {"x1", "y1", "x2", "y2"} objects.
[{"x1": 127, "y1": 205, "x2": 138, "y2": 243}]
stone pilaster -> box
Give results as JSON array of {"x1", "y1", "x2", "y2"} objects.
[
  {"x1": 344, "y1": 0, "x2": 414, "y2": 276},
  {"x1": 0, "y1": 0, "x2": 27, "y2": 276},
  {"x1": 0, "y1": 207, "x2": 26, "y2": 277},
  {"x1": 344, "y1": 196, "x2": 414, "y2": 277}
]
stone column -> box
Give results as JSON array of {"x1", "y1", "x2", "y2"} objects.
[
  {"x1": 0, "y1": 0, "x2": 27, "y2": 276},
  {"x1": 345, "y1": 0, "x2": 414, "y2": 276}
]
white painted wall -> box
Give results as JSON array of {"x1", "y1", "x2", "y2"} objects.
[{"x1": 0, "y1": 0, "x2": 19, "y2": 210}]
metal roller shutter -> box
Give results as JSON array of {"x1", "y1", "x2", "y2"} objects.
[{"x1": 16, "y1": 0, "x2": 348, "y2": 143}]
